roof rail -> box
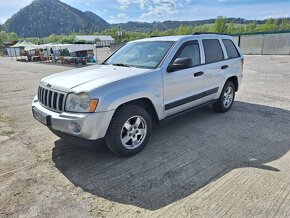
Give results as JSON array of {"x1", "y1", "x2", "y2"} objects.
[{"x1": 192, "y1": 32, "x2": 229, "y2": 35}]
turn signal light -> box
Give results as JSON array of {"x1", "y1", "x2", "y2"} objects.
[{"x1": 89, "y1": 99, "x2": 99, "y2": 112}]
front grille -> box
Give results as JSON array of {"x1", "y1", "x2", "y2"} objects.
[{"x1": 38, "y1": 86, "x2": 66, "y2": 112}]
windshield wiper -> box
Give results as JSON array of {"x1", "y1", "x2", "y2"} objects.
[{"x1": 111, "y1": 63, "x2": 132, "y2": 68}]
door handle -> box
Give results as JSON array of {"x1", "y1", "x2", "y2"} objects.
[
  {"x1": 221, "y1": 65, "x2": 229, "y2": 70},
  {"x1": 194, "y1": 71, "x2": 204, "y2": 77}
]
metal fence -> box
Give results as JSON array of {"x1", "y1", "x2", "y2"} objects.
[{"x1": 0, "y1": 48, "x2": 7, "y2": 56}]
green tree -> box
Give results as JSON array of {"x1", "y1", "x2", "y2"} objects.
[
  {"x1": 260, "y1": 18, "x2": 279, "y2": 32},
  {"x1": 212, "y1": 16, "x2": 228, "y2": 33},
  {"x1": 44, "y1": 34, "x2": 60, "y2": 43},
  {"x1": 273, "y1": 19, "x2": 279, "y2": 31},
  {"x1": 227, "y1": 22, "x2": 235, "y2": 34},
  {"x1": 280, "y1": 18, "x2": 290, "y2": 30},
  {"x1": 235, "y1": 25, "x2": 246, "y2": 34},
  {"x1": 59, "y1": 34, "x2": 76, "y2": 44},
  {"x1": 245, "y1": 22, "x2": 257, "y2": 33},
  {"x1": 176, "y1": 25, "x2": 193, "y2": 35},
  {"x1": 193, "y1": 25, "x2": 210, "y2": 33},
  {"x1": 0, "y1": 31, "x2": 18, "y2": 46}
]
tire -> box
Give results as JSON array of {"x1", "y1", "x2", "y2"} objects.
[
  {"x1": 212, "y1": 81, "x2": 235, "y2": 113},
  {"x1": 105, "y1": 105, "x2": 152, "y2": 156}
]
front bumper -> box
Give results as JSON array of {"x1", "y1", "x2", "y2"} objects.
[{"x1": 32, "y1": 97, "x2": 115, "y2": 140}]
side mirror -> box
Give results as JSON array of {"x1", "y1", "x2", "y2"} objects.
[{"x1": 168, "y1": 57, "x2": 193, "y2": 72}]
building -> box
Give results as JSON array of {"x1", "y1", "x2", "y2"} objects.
[{"x1": 75, "y1": 35, "x2": 115, "y2": 47}]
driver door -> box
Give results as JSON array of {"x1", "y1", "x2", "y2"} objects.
[{"x1": 163, "y1": 40, "x2": 206, "y2": 117}]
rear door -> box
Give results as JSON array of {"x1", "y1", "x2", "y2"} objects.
[
  {"x1": 163, "y1": 40, "x2": 206, "y2": 117},
  {"x1": 221, "y1": 39, "x2": 243, "y2": 79},
  {"x1": 201, "y1": 38, "x2": 228, "y2": 101}
]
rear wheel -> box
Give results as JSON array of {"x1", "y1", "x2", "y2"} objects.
[
  {"x1": 105, "y1": 105, "x2": 152, "y2": 156},
  {"x1": 212, "y1": 81, "x2": 235, "y2": 113}
]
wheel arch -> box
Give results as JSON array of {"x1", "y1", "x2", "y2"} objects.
[
  {"x1": 226, "y1": 76, "x2": 239, "y2": 92},
  {"x1": 115, "y1": 98, "x2": 160, "y2": 125}
]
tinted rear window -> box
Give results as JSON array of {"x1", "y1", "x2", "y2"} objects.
[
  {"x1": 202, "y1": 39, "x2": 224, "y2": 64},
  {"x1": 222, "y1": 39, "x2": 240, "y2": 59}
]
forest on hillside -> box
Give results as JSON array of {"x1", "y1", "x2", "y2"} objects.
[{"x1": 1, "y1": 17, "x2": 290, "y2": 54}]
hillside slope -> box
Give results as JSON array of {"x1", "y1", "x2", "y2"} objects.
[{"x1": 3, "y1": 0, "x2": 110, "y2": 37}]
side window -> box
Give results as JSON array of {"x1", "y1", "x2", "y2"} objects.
[
  {"x1": 222, "y1": 39, "x2": 240, "y2": 59},
  {"x1": 202, "y1": 39, "x2": 224, "y2": 64},
  {"x1": 176, "y1": 43, "x2": 201, "y2": 66}
]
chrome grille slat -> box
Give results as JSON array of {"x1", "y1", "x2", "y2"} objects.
[
  {"x1": 38, "y1": 86, "x2": 66, "y2": 113},
  {"x1": 62, "y1": 94, "x2": 66, "y2": 111},
  {"x1": 42, "y1": 88, "x2": 44, "y2": 103},
  {"x1": 46, "y1": 90, "x2": 49, "y2": 106},
  {"x1": 51, "y1": 91, "x2": 55, "y2": 109},
  {"x1": 56, "y1": 94, "x2": 60, "y2": 111},
  {"x1": 38, "y1": 87, "x2": 41, "y2": 99},
  {"x1": 59, "y1": 94, "x2": 64, "y2": 111},
  {"x1": 43, "y1": 89, "x2": 47, "y2": 105},
  {"x1": 39, "y1": 87, "x2": 42, "y2": 100},
  {"x1": 48, "y1": 91, "x2": 52, "y2": 108}
]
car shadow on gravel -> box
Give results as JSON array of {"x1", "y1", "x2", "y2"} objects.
[{"x1": 52, "y1": 101, "x2": 290, "y2": 210}]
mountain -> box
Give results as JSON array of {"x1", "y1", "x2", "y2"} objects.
[
  {"x1": 83, "y1": 11, "x2": 110, "y2": 30},
  {"x1": 112, "y1": 18, "x2": 264, "y2": 32},
  {"x1": 3, "y1": 0, "x2": 280, "y2": 38},
  {"x1": 3, "y1": 0, "x2": 110, "y2": 37}
]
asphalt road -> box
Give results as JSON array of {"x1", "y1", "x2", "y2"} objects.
[{"x1": 0, "y1": 56, "x2": 290, "y2": 217}]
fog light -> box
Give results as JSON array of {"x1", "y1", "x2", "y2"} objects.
[{"x1": 69, "y1": 122, "x2": 81, "y2": 133}]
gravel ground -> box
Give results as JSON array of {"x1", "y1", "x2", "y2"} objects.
[{"x1": 0, "y1": 55, "x2": 290, "y2": 217}]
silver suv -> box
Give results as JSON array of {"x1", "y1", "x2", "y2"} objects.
[{"x1": 32, "y1": 34, "x2": 243, "y2": 156}]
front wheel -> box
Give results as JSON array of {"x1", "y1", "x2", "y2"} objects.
[
  {"x1": 105, "y1": 105, "x2": 152, "y2": 156},
  {"x1": 212, "y1": 81, "x2": 235, "y2": 113}
]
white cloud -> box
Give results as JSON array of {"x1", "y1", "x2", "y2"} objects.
[
  {"x1": 117, "y1": 13, "x2": 128, "y2": 18},
  {"x1": 0, "y1": 17, "x2": 7, "y2": 24},
  {"x1": 117, "y1": 0, "x2": 191, "y2": 20},
  {"x1": 85, "y1": 2, "x2": 91, "y2": 6},
  {"x1": 0, "y1": 0, "x2": 32, "y2": 8},
  {"x1": 108, "y1": 13, "x2": 130, "y2": 23},
  {"x1": 0, "y1": 0, "x2": 32, "y2": 23},
  {"x1": 264, "y1": 14, "x2": 289, "y2": 19}
]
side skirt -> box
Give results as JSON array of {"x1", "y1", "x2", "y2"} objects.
[{"x1": 160, "y1": 100, "x2": 217, "y2": 123}]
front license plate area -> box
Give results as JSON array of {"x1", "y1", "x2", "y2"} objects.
[{"x1": 32, "y1": 107, "x2": 51, "y2": 126}]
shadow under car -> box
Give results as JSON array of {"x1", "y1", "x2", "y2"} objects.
[{"x1": 52, "y1": 101, "x2": 290, "y2": 210}]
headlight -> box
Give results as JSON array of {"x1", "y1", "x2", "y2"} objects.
[{"x1": 65, "y1": 93, "x2": 98, "y2": 113}]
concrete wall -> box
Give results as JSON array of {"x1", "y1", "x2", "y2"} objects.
[
  {"x1": 95, "y1": 47, "x2": 111, "y2": 64},
  {"x1": 238, "y1": 32, "x2": 290, "y2": 55},
  {"x1": 97, "y1": 34, "x2": 290, "y2": 57},
  {"x1": 110, "y1": 43, "x2": 125, "y2": 53},
  {"x1": 239, "y1": 35, "x2": 264, "y2": 55},
  {"x1": 262, "y1": 33, "x2": 290, "y2": 55}
]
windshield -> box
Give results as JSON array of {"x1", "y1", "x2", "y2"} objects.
[{"x1": 104, "y1": 41, "x2": 174, "y2": 69}]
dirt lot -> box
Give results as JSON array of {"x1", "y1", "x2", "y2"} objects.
[{"x1": 0, "y1": 56, "x2": 290, "y2": 217}]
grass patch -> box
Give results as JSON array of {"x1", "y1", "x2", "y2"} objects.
[
  {"x1": 0, "y1": 114, "x2": 8, "y2": 122},
  {"x1": 1, "y1": 130, "x2": 15, "y2": 137}
]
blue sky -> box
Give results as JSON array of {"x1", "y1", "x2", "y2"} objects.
[{"x1": 0, "y1": 0, "x2": 289, "y2": 24}]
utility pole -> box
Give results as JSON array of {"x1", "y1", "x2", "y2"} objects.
[{"x1": 118, "y1": 26, "x2": 123, "y2": 43}]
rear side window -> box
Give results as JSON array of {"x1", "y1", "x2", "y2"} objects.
[
  {"x1": 222, "y1": 39, "x2": 240, "y2": 59},
  {"x1": 202, "y1": 39, "x2": 224, "y2": 64},
  {"x1": 176, "y1": 43, "x2": 200, "y2": 66}
]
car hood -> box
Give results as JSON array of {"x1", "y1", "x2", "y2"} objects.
[{"x1": 40, "y1": 65, "x2": 150, "y2": 92}]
